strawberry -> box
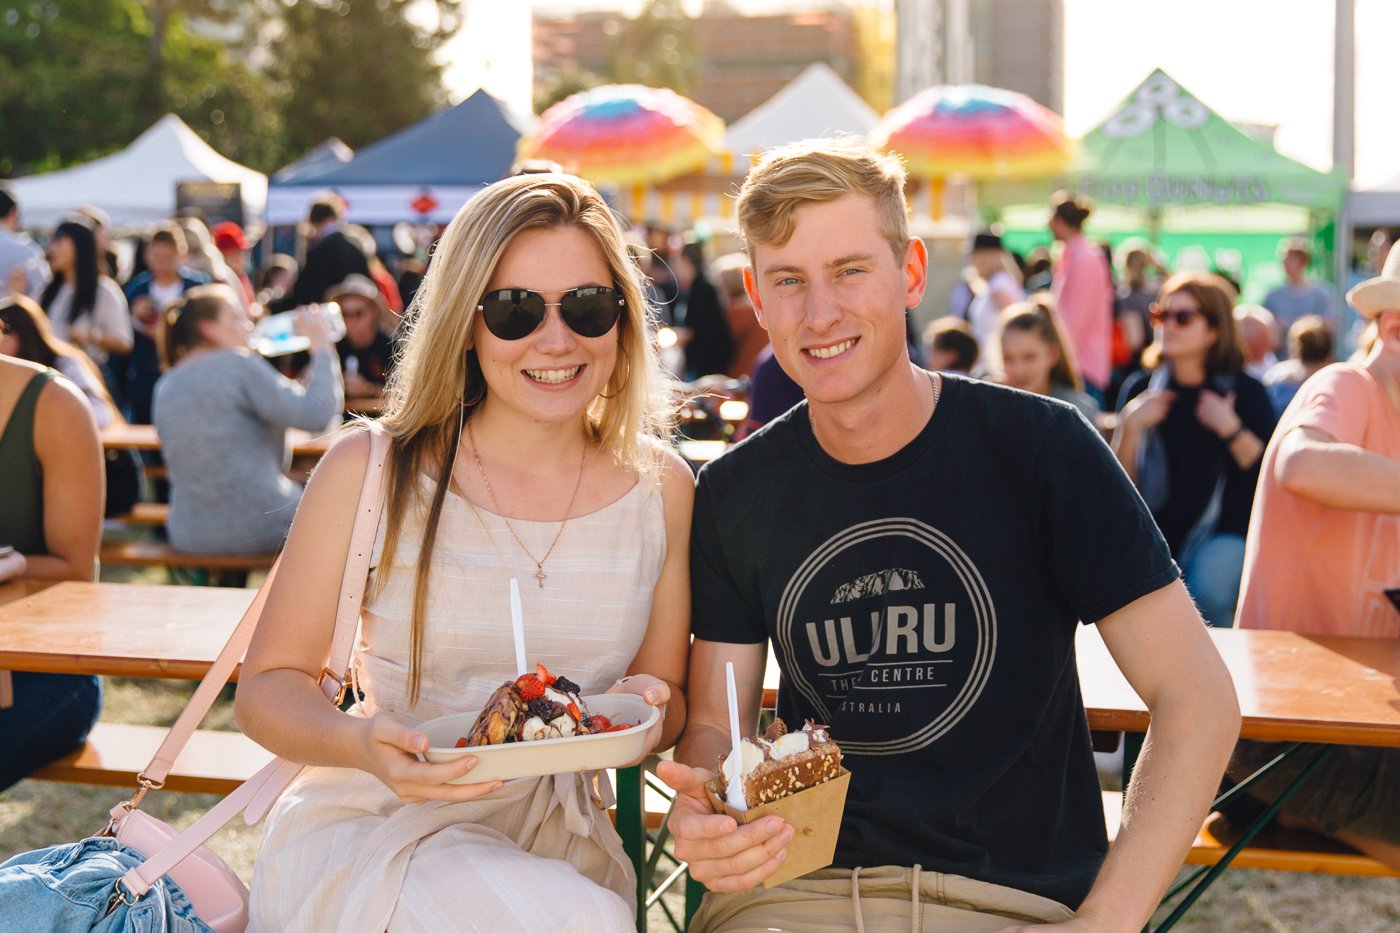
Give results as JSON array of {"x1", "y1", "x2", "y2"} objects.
[
  {"x1": 566, "y1": 702, "x2": 582, "y2": 722},
  {"x1": 517, "y1": 677, "x2": 545, "y2": 702},
  {"x1": 536, "y1": 662, "x2": 556, "y2": 686},
  {"x1": 605, "y1": 722, "x2": 633, "y2": 733},
  {"x1": 454, "y1": 737, "x2": 468, "y2": 748},
  {"x1": 587, "y1": 714, "x2": 612, "y2": 732}
]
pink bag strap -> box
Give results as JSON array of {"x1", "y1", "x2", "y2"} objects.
[
  {"x1": 117, "y1": 425, "x2": 391, "y2": 897},
  {"x1": 141, "y1": 425, "x2": 389, "y2": 785}
]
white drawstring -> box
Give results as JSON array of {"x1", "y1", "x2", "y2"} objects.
[
  {"x1": 852, "y1": 864, "x2": 924, "y2": 932},
  {"x1": 911, "y1": 864, "x2": 922, "y2": 932},
  {"x1": 852, "y1": 866, "x2": 865, "y2": 933}
]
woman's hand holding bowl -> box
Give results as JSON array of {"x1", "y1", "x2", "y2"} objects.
[{"x1": 356, "y1": 710, "x2": 504, "y2": 804}]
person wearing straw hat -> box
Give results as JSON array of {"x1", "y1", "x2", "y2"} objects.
[
  {"x1": 657, "y1": 138, "x2": 1238, "y2": 932},
  {"x1": 1226, "y1": 243, "x2": 1400, "y2": 869}
]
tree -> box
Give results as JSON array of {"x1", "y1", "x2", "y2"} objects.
[
  {"x1": 0, "y1": 0, "x2": 282, "y2": 177},
  {"x1": 606, "y1": 0, "x2": 699, "y2": 95},
  {"x1": 534, "y1": 65, "x2": 605, "y2": 116},
  {"x1": 269, "y1": 0, "x2": 460, "y2": 157},
  {"x1": 0, "y1": 0, "x2": 150, "y2": 176}
]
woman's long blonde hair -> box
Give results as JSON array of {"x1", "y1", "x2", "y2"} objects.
[{"x1": 373, "y1": 173, "x2": 674, "y2": 704}]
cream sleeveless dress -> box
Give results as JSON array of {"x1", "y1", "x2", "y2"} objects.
[{"x1": 248, "y1": 471, "x2": 666, "y2": 932}]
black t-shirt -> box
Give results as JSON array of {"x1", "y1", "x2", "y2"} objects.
[
  {"x1": 336, "y1": 330, "x2": 396, "y2": 388},
  {"x1": 1117, "y1": 369, "x2": 1276, "y2": 555},
  {"x1": 692, "y1": 375, "x2": 1179, "y2": 908}
]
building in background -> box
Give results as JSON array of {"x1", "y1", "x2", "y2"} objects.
[
  {"x1": 896, "y1": 0, "x2": 1062, "y2": 112},
  {"x1": 533, "y1": 1, "x2": 894, "y2": 121}
]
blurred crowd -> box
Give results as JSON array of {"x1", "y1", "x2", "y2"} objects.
[{"x1": 0, "y1": 177, "x2": 1394, "y2": 631}]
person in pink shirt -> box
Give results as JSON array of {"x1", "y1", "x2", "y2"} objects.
[
  {"x1": 1049, "y1": 192, "x2": 1113, "y2": 401},
  {"x1": 1229, "y1": 243, "x2": 1400, "y2": 869},
  {"x1": 1236, "y1": 246, "x2": 1400, "y2": 636}
]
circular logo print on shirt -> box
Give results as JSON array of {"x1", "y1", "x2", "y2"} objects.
[{"x1": 774, "y1": 518, "x2": 997, "y2": 756}]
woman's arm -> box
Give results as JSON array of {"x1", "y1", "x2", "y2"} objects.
[
  {"x1": 609, "y1": 447, "x2": 694, "y2": 756},
  {"x1": 244, "y1": 348, "x2": 344, "y2": 432},
  {"x1": 26, "y1": 377, "x2": 103, "y2": 580},
  {"x1": 235, "y1": 430, "x2": 500, "y2": 802},
  {"x1": 93, "y1": 279, "x2": 133, "y2": 354}
]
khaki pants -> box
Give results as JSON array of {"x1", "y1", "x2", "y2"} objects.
[{"x1": 688, "y1": 866, "x2": 1074, "y2": 933}]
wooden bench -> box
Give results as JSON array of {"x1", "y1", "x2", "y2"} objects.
[
  {"x1": 30, "y1": 722, "x2": 275, "y2": 795},
  {"x1": 109, "y1": 502, "x2": 170, "y2": 527},
  {"x1": 100, "y1": 540, "x2": 276, "y2": 575},
  {"x1": 1102, "y1": 790, "x2": 1400, "y2": 878}
]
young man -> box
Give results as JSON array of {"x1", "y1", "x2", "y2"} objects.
[
  {"x1": 0, "y1": 184, "x2": 49, "y2": 298},
  {"x1": 658, "y1": 140, "x2": 1239, "y2": 931},
  {"x1": 123, "y1": 224, "x2": 209, "y2": 423},
  {"x1": 1263, "y1": 238, "x2": 1334, "y2": 341},
  {"x1": 273, "y1": 197, "x2": 369, "y2": 312},
  {"x1": 1230, "y1": 244, "x2": 1400, "y2": 868}
]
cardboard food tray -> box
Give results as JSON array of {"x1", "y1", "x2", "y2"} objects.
[{"x1": 705, "y1": 768, "x2": 851, "y2": 888}]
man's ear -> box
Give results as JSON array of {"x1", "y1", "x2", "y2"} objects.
[
  {"x1": 743, "y1": 265, "x2": 768, "y2": 332},
  {"x1": 904, "y1": 236, "x2": 929, "y2": 310}
]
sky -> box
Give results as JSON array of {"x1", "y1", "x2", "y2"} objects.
[{"x1": 439, "y1": 0, "x2": 1400, "y2": 188}]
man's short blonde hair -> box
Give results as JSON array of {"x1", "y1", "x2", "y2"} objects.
[{"x1": 736, "y1": 138, "x2": 910, "y2": 265}]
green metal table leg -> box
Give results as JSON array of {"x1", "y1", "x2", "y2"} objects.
[
  {"x1": 614, "y1": 764, "x2": 647, "y2": 931},
  {"x1": 685, "y1": 875, "x2": 706, "y2": 927},
  {"x1": 1152, "y1": 744, "x2": 1333, "y2": 932}
]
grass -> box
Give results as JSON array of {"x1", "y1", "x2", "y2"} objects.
[{"x1": 2, "y1": 566, "x2": 1397, "y2": 929}]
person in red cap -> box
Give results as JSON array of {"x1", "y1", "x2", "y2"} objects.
[{"x1": 211, "y1": 221, "x2": 257, "y2": 309}]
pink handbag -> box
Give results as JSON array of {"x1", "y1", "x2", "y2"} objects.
[{"x1": 97, "y1": 428, "x2": 389, "y2": 931}]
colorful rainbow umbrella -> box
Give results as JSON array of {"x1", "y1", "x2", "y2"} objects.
[
  {"x1": 517, "y1": 85, "x2": 726, "y2": 187},
  {"x1": 869, "y1": 84, "x2": 1070, "y2": 180}
]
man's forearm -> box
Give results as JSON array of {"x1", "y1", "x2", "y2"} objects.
[
  {"x1": 1277, "y1": 436, "x2": 1400, "y2": 513},
  {"x1": 1076, "y1": 689, "x2": 1239, "y2": 930}
]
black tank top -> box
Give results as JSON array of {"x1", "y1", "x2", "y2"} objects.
[{"x1": 0, "y1": 369, "x2": 53, "y2": 555}]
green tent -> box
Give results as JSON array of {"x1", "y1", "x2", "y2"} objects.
[{"x1": 982, "y1": 69, "x2": 1345, "y2": 302}]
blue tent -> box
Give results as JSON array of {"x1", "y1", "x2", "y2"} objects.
[
  {"x1": 266, "y1": 90, "x2": 537, "y2": 224},
  {"x1": 271, "y1": 137, "x2": 354, "y2": 185}
]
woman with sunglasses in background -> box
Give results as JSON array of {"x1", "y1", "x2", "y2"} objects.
[
  {"x1": 236, "y1": 174, "x2": 691, "y2": 930},
  {"x1": 1112, "y1": 271, "x2": 1277, "y2": 626},
  {"x1": 153, "y1": 284, "x2": 341, "y2": 557}
]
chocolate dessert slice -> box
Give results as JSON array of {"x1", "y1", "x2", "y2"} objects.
[{"x1": 716, "y1": 719, "x2": 843, "y2": 807}]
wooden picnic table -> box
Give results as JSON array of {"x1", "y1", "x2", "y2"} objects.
[
  {"x1": 1075, "y1": 625, "x2": 1400, "y2": 747},
  {"x1": 100, "y1": 423, "x2": 335, "y2": 459},
  {"x1": 7, "y1": 582, "x2": 1394, "y2": 742},
  {"x1": 0, "y1": 581, "x2": 254, "y2": 681},
  {"x1": 761, "y1": 626, "x2": 1400, "y2": 747}
]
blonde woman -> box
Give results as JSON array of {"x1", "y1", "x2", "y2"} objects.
[{"x1": 236, "y1": 174, "x2": 693, "y2": 930}]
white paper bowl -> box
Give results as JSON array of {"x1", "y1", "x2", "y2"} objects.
[{"x1": 419, "y1": 693, "x2": 659, "y2": 784}]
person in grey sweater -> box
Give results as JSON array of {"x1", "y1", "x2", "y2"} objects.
[{"x1": 153, "y1": 285, "x2": 342, "y2": 554}]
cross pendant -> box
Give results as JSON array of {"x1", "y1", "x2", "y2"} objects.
[{"x1": 536, "y1": 569, "x2": 547, "y2": 588}]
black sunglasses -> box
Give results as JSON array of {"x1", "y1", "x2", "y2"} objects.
[
  {"x1": 1149, "y1": 306, "x2": 1202, "y2": 327},
  {"x1": 477, "y1": 286, "x2": 624, "y2": 341}
]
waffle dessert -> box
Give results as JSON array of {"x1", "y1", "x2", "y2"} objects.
[
  {"x1": 457, "y1": 663, "x2": 632, "y2": 747},
  {"x1": 715, "y1": 719, "x2": 842, "y2": 807}
]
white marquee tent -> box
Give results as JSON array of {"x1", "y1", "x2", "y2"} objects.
[
  {"x1": 10, "y1": 114, "x2": 267, "y2": 228},
  {"x1": 622, "y1": 64, "x2": 879, "y2": 225},
  {"x1": 723, "y1": 62, "x2": 879, "y2": 159}
]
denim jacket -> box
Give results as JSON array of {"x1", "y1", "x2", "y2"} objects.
[{"x1": 0, "y1": 837, "x2": 213, "y2": 933}]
